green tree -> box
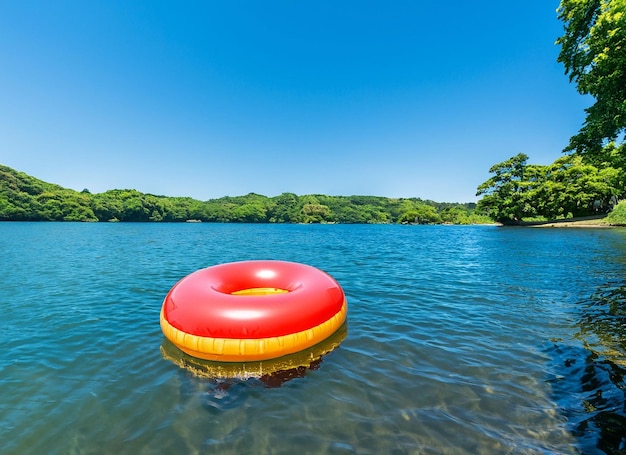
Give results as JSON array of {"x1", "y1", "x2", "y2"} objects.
[
  {"x1": 301, "y1": 203, "x2": 332, "y2": 223},
  {"x1": 584, "y1": 142, "x2": 626, "y2": 200},
  {"x1": 268, "y1": 193, "x2": 300, "y2": 223},
  {"x1": 91, "y1": 192, "x2": 124, "y2": 221},
  {"x1": 476, "y1": 153, "x2": 544, "y2": 222},
  {"x1": 476, "y1": 153, "x2": 620, "y2": 222},
  {"x1": 537, "y1": 154, "x2": 620, "y2": 217},
  {"x1": 440, "y1": 206, "x2": 472, "y2": 224},
  {"x1": 1, "y1": 164, "x2": 498, "y2": 224},
  {"x1": 232, "y1": 203, "x2": 267, "y2": 222},
  {"x1": 556, "y1": 0, "x2": 626, "y2": 155},
  {"x1": 398, "y1": 204, "x2": 441, "y2": 224}
]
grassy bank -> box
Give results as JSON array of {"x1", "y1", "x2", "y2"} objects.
[
  {"x1": 605, "y1": 201, "x2": 626, "y2": 226},
  {"x1": 516, "y1": 201, "x2": 626, "y2": 228}
]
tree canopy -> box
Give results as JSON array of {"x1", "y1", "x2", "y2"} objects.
[
  {"x1": 556, "y1": 0, "x2": 626, "y2": 155},
  {"x1": 476, "y1": 2, "x2": 626, "y2": 223},
  {"x1": 476, "y1": 153, "x2": 621, "y2": 223},
  {"x1": 0, "y1": 164, "x2": 489, "y2": 224}
]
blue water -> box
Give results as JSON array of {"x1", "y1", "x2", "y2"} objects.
[{"x1": 2, "y1": 223, "x2": 626, "y2": 454}]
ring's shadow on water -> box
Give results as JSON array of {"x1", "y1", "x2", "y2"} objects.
[{"x1": 160, "y1": 322, "x2": 347, "y2": 388}]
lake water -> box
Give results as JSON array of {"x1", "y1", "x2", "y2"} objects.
[{"x1": 2, "y1": 223, "x2": 626, "y2": 454}]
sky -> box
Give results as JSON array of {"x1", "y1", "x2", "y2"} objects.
[{"x1": 0, "y1": 1, "x2": 590, "y2": 203}]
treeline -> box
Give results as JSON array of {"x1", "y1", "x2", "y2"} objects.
[
  {"x1": 0, "y1": 165, "x2": 489, "y2": 224},
  {"x1": 476, "y1": 150, "x2": 624, "y2": 223},
  {"x1": 476, "y1": 1, "x2": 625, "y2": 224}
]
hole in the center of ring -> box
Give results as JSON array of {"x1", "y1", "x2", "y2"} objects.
[{"x1": 230, "y1": 288, "x2": 290, "y2": 296}]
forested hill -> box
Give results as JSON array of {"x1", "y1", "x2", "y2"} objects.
[{"x1": 0, "y1": 164, "x2": 488, "y2": 224}]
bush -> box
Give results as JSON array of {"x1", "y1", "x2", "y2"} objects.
[{"x1": 605, "y1": 201, "x2": 626, "y2": 225}]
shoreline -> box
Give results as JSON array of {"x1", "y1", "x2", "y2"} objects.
[{"x1": 504, "y1": 216, "x2": 625, "y2": 228}]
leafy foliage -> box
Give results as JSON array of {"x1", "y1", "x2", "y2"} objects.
[
  {"x1": 0, "y1": 164, "x2": 485, "y2": 224},
  {"x1": 476, "y1": 152, "x2": 622, "y2": 222},
  {"x1": 476, "y1": 3, "x2": 626, "y2": 223},
  {"x1": 605, "y1": 200, "x2": 626, "y2": 224},
  {"x1": 556, "y1": 0, "x2": 626, "y2": 155},
  {"x1": 0, "y1": 165, "x2": 98, "y2": 221},
  {"x1": 476, "y1": 153, "x2": 542, "y2": 222}
]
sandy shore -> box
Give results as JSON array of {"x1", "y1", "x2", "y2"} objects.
[{"x1": 511, "y1": 216, "x2": 624, "y2": 228}]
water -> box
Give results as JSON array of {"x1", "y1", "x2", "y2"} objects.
[{"x1": 1, "y1": 223, "x2": 626, "y2": 454}]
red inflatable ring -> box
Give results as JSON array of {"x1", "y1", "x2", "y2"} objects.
[{"x1": 160, "y1": 260, "x2": 347, "y2": 361}]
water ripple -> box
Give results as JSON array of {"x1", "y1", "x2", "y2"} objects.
[{"x1": 2, "y1": 223, "x2": 626, "y2": 453}]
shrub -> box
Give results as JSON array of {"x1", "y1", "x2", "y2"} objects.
[{"x1": 605, "y1": 201, "x2": 626, "y2": 225}]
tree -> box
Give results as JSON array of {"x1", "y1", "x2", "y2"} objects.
[
  {"x1": 440, "y1": 206, "x2": 472, "y2": 224},
  {"x1": 476, "y1": 152, "x2": 621, "y2": 222},
  {"x1": 583, "y1": 141, "x2": 626, "y2": 200},
  {"x1": 91, "y1": 192, "x2": 124, "y2": 221},
  {"x1": 556, "y1": 0, "x2": 626, "y2": 155},
  {"x1": 475, "y1": 153, "x2": 544, "y2": 222},
  {"x1": 536, "y1": 154, "x2": 620, "y2": 217},
  {"x1": 232, "y1": 203, "x2": 267, "y2": 222},
  {"x1": 268, "y1": 192, "x2": 300, "y2": 223},
  {"x1": 398, "y1": 204, "x2": 441, "y2": 224},
  {"x1": 2, "y1": 164, "x2": 496, "y2": 224},
  {"x1": 301, "y1": 203, "x2": 332, "y2": 223}
]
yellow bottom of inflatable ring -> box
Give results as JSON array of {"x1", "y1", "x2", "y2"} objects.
[{"x1": 160, "y1": 322, "x2": 348, "y2": 381}]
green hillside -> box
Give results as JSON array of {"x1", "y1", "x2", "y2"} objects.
[{"x1": 0, "y1": 164, "x2": 488, "y2": 224}]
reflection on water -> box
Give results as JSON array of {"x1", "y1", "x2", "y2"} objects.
[
  {"x1": 160, "y1": 322, "x2": 348, "y2": 387},
  {"x1": 550, "y1": 283, "x2": 626, "y2": 453},
  {"x1": 579, "y1": 283, "x2": 626, "y2": 366},
  {"x1": 548, "y1": 343, "x2": 626, "y2": 454}
]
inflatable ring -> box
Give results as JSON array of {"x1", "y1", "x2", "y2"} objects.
[
  {"x1": 160, "y1": 260, "x2": 347, "y2": 361},
  {"x1": 160, "y1": 322, "x2": 348, "y2": 380}
]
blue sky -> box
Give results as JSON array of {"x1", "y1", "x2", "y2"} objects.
[{"x1": 0, "y1": 1, "x2": 589, "y2": 203}]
